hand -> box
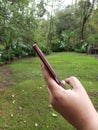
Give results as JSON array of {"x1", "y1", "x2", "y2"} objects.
[{"x1": 41, "y1": 63, "x2": 98, "y2": 130}]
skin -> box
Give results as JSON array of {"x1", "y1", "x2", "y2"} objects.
[{"x1": 41, "y1": 63, "x2": 98, "y2": 130}]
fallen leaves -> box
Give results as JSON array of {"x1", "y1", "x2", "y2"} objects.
[
  {"x1": 12, "y1": 100, "x2": 16, "y2": 104},
  {"x1": 35, "y1": 122, "x2": 38, "y2": 127},
  {"x1": 52, "y1": 113, "x2": 57, "y2": 117},
  {"x1": 10, "y1": 113, "x2": 14, "y2": 117},
  {"x1": 12, "y1": 94, "x2": 15, "y2": 98}
]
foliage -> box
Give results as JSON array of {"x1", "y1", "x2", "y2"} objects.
[
  {"x1": 61, "y1": 31, "x2": 75, "y2": 51},
  {"x1": 54, "y1": 9, "x2": 77, "y2": 37},
  {"x1": 51, "y1": 31, "x2": 75, "y2": 52},
  {"x1": 87, "y1": 34, "x2": 98, "y2": 45},
  {"x1": 51, "y1": 40, "x2": 65, "y2": 52},
  {"x1": 39, "y1": 44, "x2": 48, "y2": 54},
  {"x1": 33, "y1": 20, "x2": 48, "y2": 46},
  {"x1": 0, "y1": 43, "x2": 36, "y2": 64},
  {"x1": 0, "y1": 0, "x2": 98, "y2": 64},
  {"x1": 88, "y1": 8, "x2": 98, "y2": 47},
  {"x1": 76, "y1": 0, "x2": 96, "y2": 42},
  {"x1": 0, "y1": 0, "x2": 36, "y2": 49},
  {"x1": 75, "y1": 42, "x2": 88, "y2": 53},
  {"x1": 36, "y1": 0, "x2": 46, "y2": 17},
  {"x1": 52, "y1": 0, "x2": 97, "y2": 47}
]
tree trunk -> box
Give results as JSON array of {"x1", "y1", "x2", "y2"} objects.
[{"x1": 80, "y1": 0, "x2": 96, "y2": 46}]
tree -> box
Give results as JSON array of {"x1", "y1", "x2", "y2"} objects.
[
  {"x1": 78, "y1": 0, "x2": 96, "y2": 44},
  {"x1": 54, "y1": 8, "x2": 76, "y2": 39},
  {"x1": 88, "y1": 7, "x2": 98, "y2": 46},
  {"x1": 0, "y1": 0, "x2": 36, "y2": 48},
  {"x1": 36, "y1": 0, "x2": 46, "y2": 18}
]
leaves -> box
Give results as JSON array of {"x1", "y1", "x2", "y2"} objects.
[
  {"x1": 52, "y1": 113, "x2": 57, "y2": 117},
  {"x1": 0, "y1": 0, "x2": 36, "y2": 48}
]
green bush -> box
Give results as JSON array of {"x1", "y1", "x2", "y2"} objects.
[
  {"x1": 0, "y1": 43, "x2": 36, "y2": 65},
  {"x1": 1, "y1": 49, "x2": 15, "y2": 62},
  {"x1": 64, "y1": 43, "x2": 74, "y2": 51},
  {"x1": 51, "y1": 40, "x2": 65, "y2": 52},
  {"x1": 39, "y1": 44, "x2": 47, "y2": 54},
  {"x1": 75, "y1": 42, "x2": 88, "y2": 53},
  {"x1": 11, "y1": 43, "x2": 36, "y2": 58}
]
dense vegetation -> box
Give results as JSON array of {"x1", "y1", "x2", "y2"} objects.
[
  {"x1": 0, "y1": 0, "x2": 98, "y2": 64},
  {"x1": 0, "y1": 52, "x2": 98, "y2": 130}
]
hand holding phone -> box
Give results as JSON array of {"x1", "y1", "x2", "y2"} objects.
[{"x1": 33, "y1": 44, "x2": 65, "y2": 88}]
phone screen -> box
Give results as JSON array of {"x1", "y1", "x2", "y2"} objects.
[{"x1": 33, "y1": 44, "x2": 65, "y2": 88}]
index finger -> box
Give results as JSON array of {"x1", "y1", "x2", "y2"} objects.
[{"x1": 65, "y1": 76, "x2": 83, "y2": 90}]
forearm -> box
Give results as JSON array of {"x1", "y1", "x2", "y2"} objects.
[{"x1": 77, "y1": 111, "x2": 98, "y2": 130}]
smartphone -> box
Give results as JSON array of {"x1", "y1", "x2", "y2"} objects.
[{"x1": 33, "y1": 44, "x2": 65, "y2": 88}]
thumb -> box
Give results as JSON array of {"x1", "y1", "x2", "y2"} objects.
[{"x1": 41, "y1": 63, "x2": 61, "y2": 94}]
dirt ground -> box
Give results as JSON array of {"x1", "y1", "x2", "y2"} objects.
[{"x1": 0, "y1": 67, "x2": 12, "y2": 92}]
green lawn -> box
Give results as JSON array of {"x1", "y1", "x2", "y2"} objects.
[{"x1": 0, "y1": 52, "x2": 98, "y2": 130}]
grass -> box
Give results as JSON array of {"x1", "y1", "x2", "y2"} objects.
[{"x1": 0, "y1": 52, "x2": 98, "y2": 130}]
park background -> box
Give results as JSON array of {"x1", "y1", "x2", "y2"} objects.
[{"x1": 0, "y1": 0, "x2": 98, "y2": 130}]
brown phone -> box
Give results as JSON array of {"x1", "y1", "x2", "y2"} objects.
[{"x1": 33, "y1": 44, "x2": 65, "y2": 88}]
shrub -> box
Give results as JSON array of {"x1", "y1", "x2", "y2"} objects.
[
  {"x1": 1, "y1": 49, "x2": 15, "y2": 62},
  {"x1": 51, "y1": 40, "x2": 65, "y2": 52},
  {"x1": 75, "y1": 42, "x2": 88, "y2": 53},
  {"x1": 11, "y1": 43, "x2": 36, "y2": 57},
  {"x1": 0, "y1": 43, "x2": 36, "y2": 65},
  {"x1": 39, "y1": 44, "x2": 47, "y2": 54}
]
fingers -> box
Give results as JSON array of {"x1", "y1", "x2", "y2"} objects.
[
  {"x1": 41, "y1": 63, "x2": 62, "y2": 94},
  {"x1": 65, "y1": 76, "x2": 83, "y2": 90},
  {"x1": 41, "y1": 62, "x2": 83, "y2": 93}
]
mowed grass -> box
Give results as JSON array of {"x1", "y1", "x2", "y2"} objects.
[{"x1": 0, "y1": 52, "x2": 98, "y2": 130}]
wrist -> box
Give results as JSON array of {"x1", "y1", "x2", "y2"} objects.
[{"x1": 79, "y1": 111, "x2": 98, "y2": 130}]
